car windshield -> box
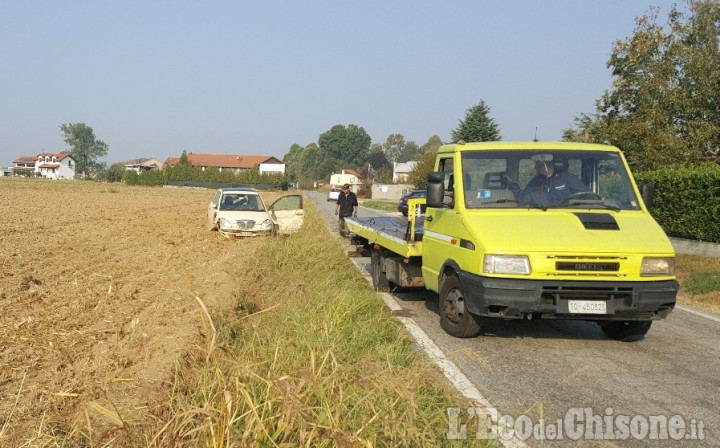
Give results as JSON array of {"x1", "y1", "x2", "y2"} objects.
[
  {"x1": 220, "y1": 193, "x2": 265, "y2": 212},
  {"x1": 460, "y1": 150, "x2": 641, "y2": 211}
]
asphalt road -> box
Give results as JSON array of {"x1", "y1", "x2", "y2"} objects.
[{"x1": 308, "y1": 191, "x2": 719, "y2": 447}]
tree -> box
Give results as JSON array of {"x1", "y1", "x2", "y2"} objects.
[
  {"x1": 396, "y1": 141, "x2": 421, "y2": 163},
  {"x1": 381, "y1": 134, "x2": 419, "y2": 164},
  {"x1": 451, "y1": 100, "x2": 501, "y2": 143},
  {"x1": 368, "y1": 147, "x2": 390, "y2": 171},
  {"x1": 282, "y1": 144, "x2": 305, "y2": 183},
  {"x1": 318, "y1": 124, "x2": 371, "y2": 169},
  {"x1": 103, "y1": 163, "x2": 126, "y2": 183},
  {"x1": 407, "y1": 135, "x2": 445, "y2": 188},
  {"x1": 59, "y1": 122, "x2": 109, "y2": 177},
  {"x1": 178, "y1": 150, "x2": 190, "y2": 166},
  {"x1": 565, "y1": 2, "x2": 720, "y2": 171}
]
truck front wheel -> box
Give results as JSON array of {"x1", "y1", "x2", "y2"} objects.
[
  {"x1": 600, "y1": 321, "x2": 652, "y2": 342},
  {"x1": 439, "y1": 274, "x2": 481, "y2": 338}
]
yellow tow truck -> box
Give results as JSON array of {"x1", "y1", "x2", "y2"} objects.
[{"x1": 345, "y1": 142, "x2": 678, "y2": 341}]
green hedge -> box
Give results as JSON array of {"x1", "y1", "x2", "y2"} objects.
[
  {"x1": 122, "y1": 165, "x2": 287, "y2": 189},
  {"x1": 635, "y1": 165, "x2": 720, "y2": 243}
]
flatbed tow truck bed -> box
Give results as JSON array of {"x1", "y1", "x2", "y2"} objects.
[{"x1": 345, "y1": 199, "x2": 426, "y2": 259}]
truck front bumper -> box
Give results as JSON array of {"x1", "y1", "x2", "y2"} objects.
[{"x1": 457, "y1": 272, "x2": 677, "y2": 321}]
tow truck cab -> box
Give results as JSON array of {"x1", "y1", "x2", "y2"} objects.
[{"x1": 421, "y1": 142, "x2": 677, "y2": 340}]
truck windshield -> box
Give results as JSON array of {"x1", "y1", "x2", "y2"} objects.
[{"x1": 460, "y1": 150, "x2": 641, "y2": 211}]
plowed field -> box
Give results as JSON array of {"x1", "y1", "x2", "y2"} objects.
[{"x1": 0, "y1": 178, "x2": 285, "y2": 445}]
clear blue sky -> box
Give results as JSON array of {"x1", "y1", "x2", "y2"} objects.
[{"x1": 0, "y1": 0, "x2": 685, "y2": 167}]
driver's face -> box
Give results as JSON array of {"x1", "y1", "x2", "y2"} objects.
[{"x1": 535, "y1": 162, "x2": 553, "y2": 177}]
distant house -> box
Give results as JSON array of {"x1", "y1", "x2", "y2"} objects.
[
  {"x1": 12, "y1": 153, "x2": 76, "y2": 179},
  {"x1": 163, "y1": 153, "x2": 285, "y2": 175},
  {"x1": 11, "y1": 156, "x2": 36, "y2": 177},
  {"x1": 120, "y1": 158, "x2": 163, "y2": 173},
  {"x1": 329, "y1": 169, "x2": 363, "y2": 189},
  {"x1": 393, "y1": 161, "x2": 418, "y2": 183}
]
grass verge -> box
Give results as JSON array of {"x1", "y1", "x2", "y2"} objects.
[
  {"x1": 675, "y1": 254, "x2": 720, "y2": 316},
  {"x1": 153, "y1": 201, "x2": 490, "y2": 447},
  {"x1": 360, "y1": 200, "x2": 399, "y2": 213}
]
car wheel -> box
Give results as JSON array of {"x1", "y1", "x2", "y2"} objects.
[
  {"x1": 371, "y1": 248, "x2": 390, "y2": 292},
  {"x1": 600, "y1": 321, "x2": 652, "y2": 342},
  {"x1": 439, "y1": 273, "x2": 481, "y2": 338}
]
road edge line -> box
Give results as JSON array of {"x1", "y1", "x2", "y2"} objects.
[{"x1": 676, "y1": 305, "x2": 720, "y2": 324}]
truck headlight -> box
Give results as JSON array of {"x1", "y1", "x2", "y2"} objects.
[
  {"x1": 641, "y1": 258, "x2": 674, "y2": 276},
  {"x1": 483, "y1": 255, "x2": 531, "y2": 275},
  {"x1": 219, "y1": 218, "x2": 232, "y2": 229},
  {"x1": 260, "y1": 219, "x2": 272, "y2": 229}
]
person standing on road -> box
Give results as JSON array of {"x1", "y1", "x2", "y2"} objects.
[{"x1": 335, "y1": 183, "x2": 358, "y2": 238}]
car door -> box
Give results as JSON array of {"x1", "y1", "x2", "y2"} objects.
[
  {"x1": 207, "y1": 190, "x2": 221, "y2": 230},
  {"x1": 269, "y1": 195, "x2": 304, "y2": 234}
]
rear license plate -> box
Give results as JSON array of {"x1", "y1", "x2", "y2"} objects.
[{"x1": 568, "y1": 300, "x2": 608, "y2": 314}]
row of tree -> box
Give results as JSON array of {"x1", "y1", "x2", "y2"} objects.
[{"x1": 282, "y1": 100, "x2": 501, "y2": 187}]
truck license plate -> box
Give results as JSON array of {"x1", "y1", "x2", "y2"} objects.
[{"x1": 568, "y1": 300, "x2": 607, "y2": 314}]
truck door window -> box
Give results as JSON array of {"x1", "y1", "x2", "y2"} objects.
[{"x1": 438, "y1": 158, "x2": 455, "y2": 206}]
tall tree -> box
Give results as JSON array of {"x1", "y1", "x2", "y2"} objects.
[
  {"x1": 451, "y1": 100, "x2": 501, "y2": 143},
  {"x1": 318, "y1": 124, "x2": 371, "y2": 170},
  {"x1": 282, "y1": 143, "x2": 305, "y2": 183},
  {"x1": 565, "y1": 1, "x2": 720, "y2": 171},
  {"x1": 59, "y1": 122, "x2": 109, "y2": 176}
]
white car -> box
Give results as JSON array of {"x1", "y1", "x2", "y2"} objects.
[
  {"x1": 327, "y1": 187, "x2": 342, "y2": 202},
  {"x1": 207, "y1": 188, "x2": 304, "y2": 238}
]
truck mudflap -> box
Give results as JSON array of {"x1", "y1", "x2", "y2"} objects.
[{"x1": 456, "y1": 271, "x2": 678, "y2": 321}]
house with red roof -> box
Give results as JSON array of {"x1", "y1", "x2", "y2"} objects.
[
  {"x1": 12, "y1": 153, "x2": 76, "y2": 179},
  {"x1": 163, "y1": 153, "x2": 285, "y2": 175}
]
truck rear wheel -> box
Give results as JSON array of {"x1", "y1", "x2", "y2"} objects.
[
  {"x1": 439, "y1": 274, "x2": 481, "y2": 338},
  {"x1": 600, "y1": 321, "x2": 652, "y2": 342},
  {"x1": 371, "y1": 248, "x2": 390, "y2": 292}
]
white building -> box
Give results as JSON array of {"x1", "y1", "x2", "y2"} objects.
[
  {"x1": 35, "y1": 153, "x2": 76, "y2": 179},
  {"x1": 329, "y1": 169, "x2": 363, "y2": 188},
  {"x1": 393, "y1": 161, "x2": 418, "y2": 183}
]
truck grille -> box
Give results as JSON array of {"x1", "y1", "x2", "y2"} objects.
[
  {"x1": 556, "y1": 262, "x2": 619, "y2": 272},
  {"x1": 549, "y1": 255, "x2": 624, "y2": 273}
]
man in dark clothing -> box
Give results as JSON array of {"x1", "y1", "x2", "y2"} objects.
[
  {"x1": 335, "y1": 183, "x2": 358, "y2": 237},
  {"x1": 509, "y1": 159, "x2": 588, "y2": 207}
]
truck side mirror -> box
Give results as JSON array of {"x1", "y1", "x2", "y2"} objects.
[
  {"x1": 427, "y1": 172, "x2": 444, "y2": 208},
  {"x1": 640, "y1": 184, "x2": 655, "y2": 209},
  {"x1": 427, "y1": 171, "x2": 454, "y2": 208}
]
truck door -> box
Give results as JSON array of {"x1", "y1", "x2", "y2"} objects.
[{"x1": 422, "y1": 157, "x2": 459, "y2": 292}]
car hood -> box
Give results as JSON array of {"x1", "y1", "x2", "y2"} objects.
[{"x1": 462, "y1": 211, "x2": 675, "y2": 255}]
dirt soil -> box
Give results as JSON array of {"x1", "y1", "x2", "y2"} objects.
[{"x1": 0, "y1": 179, "x2": 286, "y2": 445}]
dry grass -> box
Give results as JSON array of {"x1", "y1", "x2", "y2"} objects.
[
  {"x1": 0, "y1": 178, "x2": 487, "y2": 447},
  {"x1": 152, "y1": 205, "x2": 488, "y2": 447}
]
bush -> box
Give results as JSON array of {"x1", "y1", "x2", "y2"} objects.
[{"x1": 636, "y1": 165, "x2": 720, "y2": 243}]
